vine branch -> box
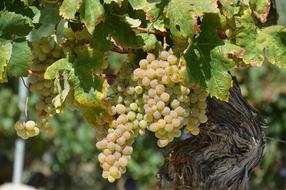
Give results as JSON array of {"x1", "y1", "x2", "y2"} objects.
[
  {"x1": 28, "y1": 70, "x2": 116, "y2": 79},
  {"x1": 134, "y1": 27, "x2": 168, "y2": 37}
]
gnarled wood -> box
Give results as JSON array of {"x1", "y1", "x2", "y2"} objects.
[{"x1": 156, "y1": 80, "x2": 265, "y2": 190}]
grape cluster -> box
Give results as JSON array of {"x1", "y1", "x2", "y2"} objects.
[
  {"x1": 96, "y1": 50, "x2": 209, "y2": 182},
  {"x1": 184, "y1": 88, "x2": 208, "y2": 135},
  {"x1": 29, "y1": 38, "x2": 64, "y2": 128},
  {"x1": 15, "y1": 120, "x2": 39, "y2": 139},
  {"x1": 133, "y1": 51, "x2": 194, "y2": 147},
  {"x1": 96, "y1": 86, "x2": 143, "y2": 182}
]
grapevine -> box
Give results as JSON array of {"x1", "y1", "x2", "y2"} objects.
[
  {"x1": 29, "y1": 38, "x2": 64, "y2": 128},
  {"x1": 0, "y1": 0, "x2": 285, "y2": 187},
  {"x1": 94, "y1": 50, "x2": 208, "y2": 182}
]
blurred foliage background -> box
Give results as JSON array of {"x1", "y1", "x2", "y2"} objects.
[{"x1": 1, "y1": 0, "x2": 286, "y2": 189}]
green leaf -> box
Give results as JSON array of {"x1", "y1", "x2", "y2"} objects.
[
  {"x1": 136, "y1": 33, "x2": 158, "y2": 52},
  {"x1": 21, "y1": 0, "x2": 35, "y2": 6},
  {"x1": 152, "y1": 18, "x2": 166, "y2": 32},
  {"x1": 75, "y1": 46, "x2": 107, "y2": 73},
  {"x1": 166, "y1": 0, "x2": 219, "y2": 51},
  {"x1": 77, "y1": 105, "x2": 109, "y2": 127},
  {"x1": 276, "y1": 0, "x2": 286, "y2": 26},
  {"x1": 29, "y1": 6, "x2": 41, "y2": 23},
  {"x1": 185, "y1": 14, "x2": 223, "y2": 84},
  {"x1": 250, "y1": 0, "x2": 271, "y2": 23},
  {"x1": 80, "y1": 0, "x2": 105, "y2": 34},
  {"x1": 45, "y1": 58, "x2": 73, "y2": 80},
  {"x1": 52, "y1": 72, "x2": 70, "y2": 112},
  {"x1": 0, "y1": 11, "x2": 33, "y2": 37},
  {"x1": 235, "y1": 9, "x2": 262, "y2": 65},
  {"x1": 60, "y1": 0, "x2": 83, "y2": 19},
  {"x1": 46, "y1": 51, "x2": 108, "y2": 109},
  {"x1": 185, "y1": 14, "x2": 243, "y2": 101},
  {"x1": 125, "y1": 16, "x2": 141, "y2": 28},
  {"x1": 28, "y1": 24, "x2": 55, "y2": 41},
  {"x1": 219, "y1": 0, "x2": 242, "y2": 18},
  {"x1": 70, "y1": 74, "x2": 106, "y2": 107},
  {"x1": 207, "y1": 43, "x2": 243, "y2": 101},
  {"x1": 104, "y1": 0, "x2": 124, "y2": 5},
  {"x1": 235, "y1": 10, "x2": 286, "y2": 67},
  {"x1": 68, "y1": 48, "x2": 108, "y2": 108},
  {"x1": 39, "y1": 3, "x2": 61, "y2": 25},
  {"x1": 70, "y1": 67, "x2": 107, "y2": 107},
  {"x1": 258, "y1": 25, "x2": 286, "y2": 68},
  {"x1": 8, "y1": 40, "x2": 32, "y2": 77},
  {"x1": 105, "y1": 16, "x2": 144, "y2": 48},
  {"x1": 91, "y1": 23, "x2": 113, "y2": 50},
  {"x1": 0, "y1": 39, "x2": 12, "y2": 83},
  {"x1": 108, "y1": 51, "x2": 129, "y2": 72},
  {"x1": 128, "y1": 0, "x2": 154, "y2": 11}
]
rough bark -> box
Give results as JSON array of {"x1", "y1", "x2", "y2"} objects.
[{"x1": 156, "y1": 80, "x2": 265, "y2": 190}]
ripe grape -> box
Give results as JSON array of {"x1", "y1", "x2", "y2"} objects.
[
  {"x1": 96, "y1": 50, "x2": 209, "y2": 183},
  {"x1": 15, "y1": 120, "x2": 40, "y2": 139}
]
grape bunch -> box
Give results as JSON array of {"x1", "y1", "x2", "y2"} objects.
[
  {"x1": 184, "y1": 88, "x2": 208, "y2": 135},
  {"x1": 96, "y1": 50, "x2": 208, "y2": 182},
  {"x1": 29, "y1": 38, "x2": 64, "y2": 129},
  {"x1": 15, "y1": 120, "x2": 39, "y2": 139},
  {"x1": 133, "y1": 51, "x2": 208, "y2": 147},
  {"x1": 95, "y1": 69, "x2": 145, "y2": 182}
]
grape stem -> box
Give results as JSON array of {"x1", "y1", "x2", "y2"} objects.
[
  {"x1": 96, "y1": 73, "x2": 117, "y2": 79},
  {"x1": 28, "y1": 70, "x2": 116, "y2": 79},
  {"x1": 134, "y1": 27, "x2": 168, "y2": 37},
  {"x1": 112, "y1": 46, "x2": 133, "y2": 54},
  {"x1": 28, "y1": 70, "x2": 44, "y2": 76}
]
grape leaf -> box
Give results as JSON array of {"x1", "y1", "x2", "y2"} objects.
[
  {"x1": 104, "y1": 0, "x2": 124, "y2": 5},
  {"x1": 276, "y1": 0, "x2": 286, "y2": 26},
  {"x1": 250, "y1": 0, "x2": 271, "y2": 23},
  {"x1": 257, "y1": 25, "x2": 286, "y2": 68},
  {"x1": 69, "y1": 67, "x2": 107, "y2": 107},
  {"x1": 107, "y1": 51, "x2": 129, "y2": 73},
  {"x1": 91, "y1": 23, "x2": 113, "y2": 50},
  {"x1": 46, "y1": 49, "x2": 108, "y2": 108},
  {"x1": 235, "y1": 9, "x2": 262, "y2": 66},
  {"x1": 68, "y1": 54, "x2": 110, "y2": 127},
  {"x1": 59, "y1": 0, "x2": 83, "y2": 19},
  {"x1": 45, "y1": 58, "x2": 73, "y2": 80},
  {"x1": 39, "y1": 3, "x2": 61, "y2": 25},
  {"x1": 29, "y1": 6, "x2": 41, "y2": 23},
  {"x1": 28, "y1": 24, "x2": 55, "y2": 41},
  {"x1": 52, "y1": 72, "x2": 70, "y2": 112},
  {"x1": 125, "y1": 16, "x2": 141, "y2": 28},
  {"x1": 137, "y1": 33, "x2": 158, "y2": 52},
  {"x1": 75, "y1": 46, "x2": 107, "y2": 73},
  {"x1": 21, "y1": 0, "x2": 35, "y2": 6},
  {"x1": 105, "y1": 16, "x2": 144, "y2": 48},
  {"x1": 219, "y1": 0, "x2": 242, "y2": 18},
  {"x1": 0, "y1": 10, "x2": 33, "y2": 37},
  {"x1": 77, "y1": 106, "x2": 105, "y2": 127},
  {"x1": 128, "y1": 0, "x2": 154, "y2": 11},
  {"x1": 207, "y1": 43, "x2": 243, "y2": 101},
  {"x1": 45, "y1": 59, "x2": 74, "y2": 112},
  {"x1": 8, "y1": 40, "x2": 32, "y2": 77},
  {"x1": 166, "y1": 0, "x2": 219, "y2": 51},
  {"x1": 235, "y1": 10, "x2": 286, "y2": 67},
  {"x1": 152, "y1": 19, "x2": 166, "y2": 32},
  {"x1": 184, "y1": 14, "x2": 243, "y2": 101},
  {"x1": 0, "y1": 39, "x2": 12, "y2": 83},
  {"x1": 185, "y1": 14, "x2": 223, "y2": 85},
  {"x1": 80, "y1": 0, "x2": 105, "y2": 34}
]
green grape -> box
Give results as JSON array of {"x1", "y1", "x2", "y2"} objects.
[{"x1": 96, "y1": 50, "x2": 209, "y2": 183}]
